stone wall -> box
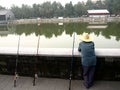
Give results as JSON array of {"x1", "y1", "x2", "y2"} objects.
[
  {"x1": 0, "y1": 54, "x2": 120, "y2": 80},
  {"x1": 13, "y1": 17, "x2": 120, "y2": 25}
]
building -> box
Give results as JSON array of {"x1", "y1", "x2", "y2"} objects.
[
  {"x1": 87, "y1": 9, "x2": 110, "y2": 18},
  {"x1": 91, "y1": 0, "x2": 105, "y2": 3},
  {"x1": 0, "y1": 9, "x2": 15, "y2": 24}
]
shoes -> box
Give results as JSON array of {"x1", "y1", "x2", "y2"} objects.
[
  {"x1": 83, "y1": 82, "x2": 93, "y2": 89},
  {"x1": 83, "y1": 82, "x2": 89, "y2": 89}
]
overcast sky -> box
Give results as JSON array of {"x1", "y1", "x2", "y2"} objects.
[{"x1": 0, "y1": 0, "x2": 87, "y2": 9}]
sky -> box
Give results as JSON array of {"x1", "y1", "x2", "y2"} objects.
[{"x1": 0, "y1": 0, "x2": 87, "y2": 9}]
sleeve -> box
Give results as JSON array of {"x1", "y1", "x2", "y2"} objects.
[
  {"x1": 78, "y1": 43, "x2": 81, "y2": 52},
  {"x1": 92, "y1": 42, "x2": 95, "y2": 49}
]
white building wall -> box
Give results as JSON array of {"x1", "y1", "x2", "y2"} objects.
[{"x1": 89, "y1": 15, "x2": 110, "y2": 18}]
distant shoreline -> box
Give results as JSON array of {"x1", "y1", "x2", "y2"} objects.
[{"x1": 13, "y1": 17, "x2": 120, "y2": 24}]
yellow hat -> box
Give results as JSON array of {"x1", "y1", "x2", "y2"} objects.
[{"x1": 80, "y1": 33, "x2": 93, "y2": 42}]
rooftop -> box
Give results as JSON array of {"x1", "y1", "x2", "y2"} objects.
[{"x1": 0, "y1": 9, "x2": 12, "y2": 15}]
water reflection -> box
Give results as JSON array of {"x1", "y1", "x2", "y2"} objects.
[
  {"x1": 0, "y1": 24, "x2": 15, "y2": 36},
  {"x1": 87, "y1": 25, "x2": 108, "y2": 29},
  {"x1": 0, "y1": 22, "x2": 120, "y2": 48},
  {"x1": 13, "y1": 23, "x2": 120, "y2": 41}
]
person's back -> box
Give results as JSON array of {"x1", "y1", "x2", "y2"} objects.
[
  {"x1": 78, "y1": 33, "x2": 96, "y2": 89},
  {"x1": 78, "y1": 41, "x2": 96, "y2": 66}
]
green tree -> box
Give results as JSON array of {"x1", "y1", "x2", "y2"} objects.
[
  {"x1": 64, "y1": 2, "x2": 74, "y2": 17},
  {"x1": 11, "y1": 5, "x2": 22, "y2": 19},
  {"x1": 52, "y1": 1, "x2": 64, "y2": 17},
  {"x1": 86, "y1": 0, "x2": 94, "y2": 10},
  {"x1": 21, "y1": 4, "x2": 33, "y2": 18},
  {"x1": 40, "y1": 2, "x2": 53, "y2": 18},
  {"x1": 74, "y1": 2, "x2": 87, "y2": 17},
  {"x1": 32, "y1": 4, "x2": 41, "y2": 17},
  {"x1": 10, "y1": 0, "x2": 120, "y2": 19},
  {"x1": 94, "y1": 0, "x2": 106, "y2": 9},
  {"x1": 105, "y1": 0, "x2": 120, "y2": 14}
]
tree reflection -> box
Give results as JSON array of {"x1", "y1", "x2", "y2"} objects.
[{"x1": 0, "y1": 22, "x2": 120, "y2": 41}]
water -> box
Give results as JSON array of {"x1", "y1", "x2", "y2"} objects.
[{"x1": 0, "y1": 22, "x2": 120, "y2": 49}]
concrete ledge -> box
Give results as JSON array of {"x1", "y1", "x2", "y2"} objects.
[{"x1": 0, "y1": 47, "x2": 120, "y2": 57}]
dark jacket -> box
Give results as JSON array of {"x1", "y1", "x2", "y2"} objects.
[{"x1": 78, "y1": 41, "x2": 96, "y2": 66}]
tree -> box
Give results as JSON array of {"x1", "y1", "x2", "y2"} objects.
[
  {"x1": 10, "y1": 0, "x2": 120, "y2": 19},
  {"x1": 21, "y1": 4, "x2": 33, "y2": 18},
  {"x1": 113, "y1": 0, "x2": 120, "y2": 15},
  {"x1": 86, "y1": 0, "x2": 94, "y2": 10},
  {"x1": 40, "y1": 2, "x2": 53, "y2": 18},
  {"x1": 105, "y1": 0, "x2": 120, "y2": 15},
  {"x1": 32, "y1": 4, "x2": 41, "y2": 17},
  {"x1": 94, "y1": 0, "x2": 106, "y2": 9},
  {"x1": 64, "y1": 2, "x2": 74, "y2": 17},
  {"x1": 11, "y1": 5, "x2": 22, "y2": 19},
  {"x1": 52, "y1": 1, "x2": 64, "y2": 17},
  {"x1": 74, "y1": 2, "x2": 87, "y2": 17},
  {"x1": 0, "y1": 6, "x2": 5, "y2": 9}
]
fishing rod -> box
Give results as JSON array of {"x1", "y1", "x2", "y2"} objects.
[
  {"x1": 14, "y1": 35, "x2": 20, "y2": 87},
  {"x1": 69, "y1": 22, "x2": 76, "y2": 90},
  {"x1": 33, "y1": 26, "x2": 40, "y2": 86}
]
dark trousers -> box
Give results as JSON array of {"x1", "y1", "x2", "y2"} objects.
[{"x1": 82, "y1": 65, "x2": 96, "y2": 87}]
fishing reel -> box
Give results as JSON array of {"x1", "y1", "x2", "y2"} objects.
[
  {"x1": 33, "y1": 73, "x2": 38, "y2": 86},
  {"x1": 14, "y1": 72, "x2": 19, "y2": 87},
  {"x1": 35, "y1": 73, "x2": 38, "y2": 79}
]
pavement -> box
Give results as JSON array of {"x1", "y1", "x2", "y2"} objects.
[{"x1": 0, "y1": 75, "x2": 120, "y2": 90}]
